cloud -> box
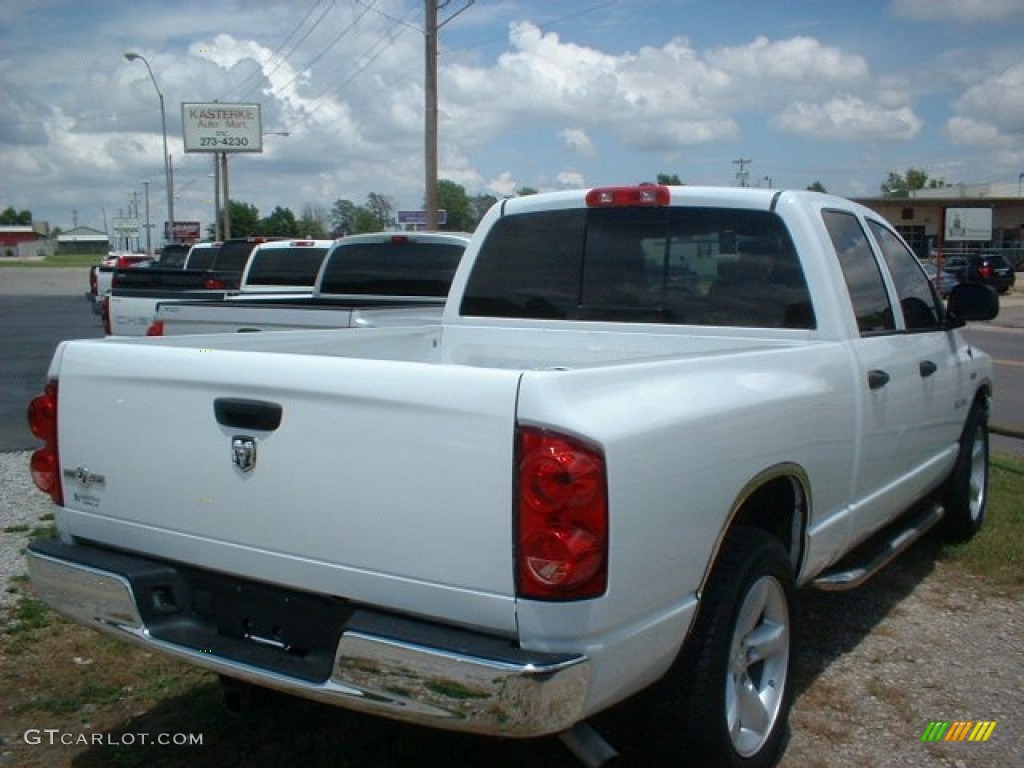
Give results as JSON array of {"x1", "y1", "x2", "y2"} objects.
[
  {"x1": 774, "y1": 96, "x2": 923, "y2": 141},
  {"x1": 890, "y1": 0, "x2": 1024, "y2": 23},
  {"x1": 560, "y1": 128, "x2": 595, "y2": 155}
]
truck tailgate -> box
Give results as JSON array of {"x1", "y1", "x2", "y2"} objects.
[{"x1": 54, "y1": 340, "x2": 523, "y2": 634}]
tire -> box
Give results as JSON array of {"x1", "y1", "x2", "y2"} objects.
[
  {"x1": 940, "y1": 399, "x2": 989, "y2": 541},
  {"x1": 641, "y1": 527, "x2": 795, "y2": 768}
]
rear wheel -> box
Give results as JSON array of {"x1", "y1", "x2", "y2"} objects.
[
  {"x1": 940, "y1": 400, "x2": 989, "y2": 541},
  {"x1": 644, "y1": 527, "x2": 795, "y2": 767}
]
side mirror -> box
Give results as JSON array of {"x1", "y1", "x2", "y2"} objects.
[{"x1": 945, "y1": 283, "x2": 999, "y2": 328}]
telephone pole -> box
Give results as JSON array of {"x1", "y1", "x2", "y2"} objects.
[
  {"x1": 733, "y1": 158, "x2": 752, "y2": 187},
  {"x1": 424, "y1": 1, "x2": 439, "y2": 230}
]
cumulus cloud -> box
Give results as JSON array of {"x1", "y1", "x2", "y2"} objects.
[
  {"x1": 774, "y1": 96, "x2": 923, "y2": 141},
  {"x1": 560, "y1": 128, "x2": 595, "y2": 155}
]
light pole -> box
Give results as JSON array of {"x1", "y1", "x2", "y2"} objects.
[{"x1": 124, "y1": 52, "x2": 175, "y2": 243}]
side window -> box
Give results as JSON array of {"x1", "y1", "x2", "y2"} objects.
[
  {"x1": 822, "y1": 209, "x2": 894, "y2": 334},
  {"x1": 867, "y1": 220, "x2": 943, "y2": 330}
]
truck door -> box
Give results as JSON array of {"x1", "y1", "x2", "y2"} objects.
[{"x1": 822, "y1": 209, "x2": 936, "y2": 536}]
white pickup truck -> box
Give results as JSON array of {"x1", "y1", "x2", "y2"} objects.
[
  {"x1": 26, "y1": 186, "x2": 999, "y2": 767},
  {"x1": 146, "y1": 232, "x2": 470, "y2": 336}
]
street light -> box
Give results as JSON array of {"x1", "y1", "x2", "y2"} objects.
[{"x1": 124, "y1": 51, "x2": 175, "y2": 243}]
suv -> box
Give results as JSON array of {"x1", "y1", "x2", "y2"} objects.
[{"x1": 942, "y1": 253, "x2": 1015, "y2": 294}]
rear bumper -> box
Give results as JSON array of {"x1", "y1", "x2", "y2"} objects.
[{"x1": 27, "y1": 538, "x2": 590, "y2": 737}]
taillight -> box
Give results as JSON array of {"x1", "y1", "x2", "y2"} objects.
[
  {"x1": 978, "y1": 265, "x2": 993, "y2": 278},
  {"x1": 28, "y1": 381, "x2": 62, "y2": 505},
  {"x1": 146, "y1": 320, "x2": 165, "y2": 336},
  {"x1": 516, "y1": 427, "x2": 608, "y2": 600},
  {"x1": 586, "y1": 185, "x2": 670, "y2": 207},
  {"x1": 204, "y1": 277, "x2": 226, "y2": 289}
]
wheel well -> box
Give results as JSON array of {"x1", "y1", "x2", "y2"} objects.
[{"x1": 728, "y1": 473, "x2": 807, "y2": 573}]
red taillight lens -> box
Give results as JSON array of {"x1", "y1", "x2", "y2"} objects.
[
  {"x1": 27, "y1": 381, "x2": 62, "y2": 505},
  {"x1": 204, "y1": 278, "x2": 226, "y2": 289},
  {"x1": 516, "y1": 427, "x2": 608, "y2": 600},
  {"x1": 146, "y1": 320, "x2": 165, "y2": 336},
  {"x1": 586, "y1": 185, "x2": 670, "y2": 208},
  {"x1": 978, "y1": 265, "x2": 993, "y2": 278}
]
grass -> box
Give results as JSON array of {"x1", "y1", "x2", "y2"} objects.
[
  {"x1": 0, "y1": 253, "x2": 103, "y2": 268},
  {"x1": 936, "y1": 451, "x2": 1024, "y2": 592}
]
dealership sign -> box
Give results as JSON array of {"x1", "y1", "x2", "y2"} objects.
[{"x1": 182, "y1": 103, "x2": 263, "y2": 153}]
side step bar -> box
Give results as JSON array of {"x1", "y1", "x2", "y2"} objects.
[{"x1": 812, "y1": 503, "x2": 944, "y2": 591}]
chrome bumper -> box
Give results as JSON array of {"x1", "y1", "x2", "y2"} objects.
[{"x1": 27, "y1": 541, "x2": 590, "y2": 737}]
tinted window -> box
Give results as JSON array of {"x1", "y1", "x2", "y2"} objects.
[
  {"x1": 462, "y1": 206, "x2": 815, "y2": 328},
  {"x1": 867, "y1": 220, "x2": 943, "y2": 330},
  {"x1": 822, "y1": 210, "x2": 894, "y2": 334},
  {"x1": 186, "y1": 244, "x2": 220, "y2": 270},
  {"x1": 319, "y1": 242, "x2": 465, "y2": 296},
  {"x1": 246, "y1": 247, "x2": 329, "y2": 286}
]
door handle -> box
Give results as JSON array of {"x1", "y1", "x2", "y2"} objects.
[
  {"x1": 214, "y1": 398, "x2": 283, "y2": 431},
  {"x1": 868, "y1": 370, "x2": 890, "y2": 390},
  {"x1": 919, "y1": 360, "x2": 937, "y2": 377}
]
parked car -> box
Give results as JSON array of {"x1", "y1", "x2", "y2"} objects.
[
  {"x1": 942, "y1": 253, "x2": 1015, "y2": 294},
  {"x1": 920, "y1": 262, "x2": 961, "y2": 297}
]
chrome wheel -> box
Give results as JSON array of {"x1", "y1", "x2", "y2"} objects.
[
  {"x1": 726, "y1": 574, "x2": 790, "y2": 757},
  {"x1": 967, "y1": 425, "x2": 987, "y2": 524}
]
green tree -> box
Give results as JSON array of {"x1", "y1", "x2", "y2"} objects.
[
  {"x1": 517, "y1": 187, "x2": 538, "y2": 197},
  {"x1": 260, "y1": 206, "x2": 299, "y2": 237},
  {"x1": 364, "y1": 193, "x2": 395, "y2": 230},
  {"x1": 0, "y1": 206, "x2": 32, "y2": 225},
  {"x1": 881, "y1": 168, "x2": 930, "y2": 198},
  {"x1": 297, "y1": 204, "x2": 329, "y2": 238},
  {"x1": 227, "y1": 201, "x2": 260, "y2": 237},
  {"x1": 435, "y1": 180, "x2": 475, "y2": 232},
  {"x1": 351, "y1": 207, "x2": 383, "y2": 233},
  {"x1": 329, "y1": 199, "x2": 360, "y2": 236},
  {"x1": 656, "y1": 173, "x2": 683, "y2": 185},
  {"x1": 469, "y1": 194, "x2": 498, "y2": 227},
  {"x1": 806, "y1": 181, "x2": 827, "y2": 193}
]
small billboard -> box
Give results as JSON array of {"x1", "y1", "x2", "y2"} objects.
[
  {"x1": 182, "y1": 103, "x2": 263, "y2": 153},
  {"x1": 945, "y1": 207, "x2": 992, "y2": 242}
]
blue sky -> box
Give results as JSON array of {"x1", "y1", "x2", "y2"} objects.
[{"x1": 1, "y1": 0, "x2": 1023, "y2": 236}]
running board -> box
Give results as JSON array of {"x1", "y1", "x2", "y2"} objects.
[{"x1": 811, "y1": 503, "x2": 944, "y2": 591}]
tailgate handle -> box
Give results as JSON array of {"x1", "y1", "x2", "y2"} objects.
[{"x1": 214, "y1": 398, "x2": 283, "y2": 431}]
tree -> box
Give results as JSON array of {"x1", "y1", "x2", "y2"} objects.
[
  {"x1": 517, "y1": 187, "x2": 538, "y2": 197},
  {"x1": 806, "y1": 181, "x2": 827, "y2": 193},
  {"x1": 436, "y1": 180, "x2": 474, "y2": 232},
  {"x1": 227, "y1": 201, "x2": 260, "y2": 237},
  {"x1": 364, "y1": 193, "x2": 395, "y2": 230},
  {"x1": 881, "y1": 168, "x2": 930, "y2": 198},
  {"x1": 656, "y1": 173, "x2": 683, "y2": 186},
  {"x1": 0, "y1": 206, "x2": 32, "y2": 225},
  {"x1": 329, "y1": 199, "x2": 360, "y2": 236},
  {"x1": 260, "y1": 206, "x2": 300, "y2": 237},
  {"x1": 297, "y1": 204, "x2": 329, "y2": 238},
  {"x1": 469, "y1": 194, "x2": 498, "y2": 226}
]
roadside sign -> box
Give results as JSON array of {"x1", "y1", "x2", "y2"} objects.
[
  {"x1": 181, "y1": 103, "x2": 263, "y2": 153},
  {"x1": 398, "y1": 210, "x2": 447, "y2": 226}
]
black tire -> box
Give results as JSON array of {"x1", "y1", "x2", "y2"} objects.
[
  {"x1": 639, "y1": 527, "x2": 795, "y2": 768},
  {"x1": 940, "y1": 399, "x2": 989, "y2": 541}
]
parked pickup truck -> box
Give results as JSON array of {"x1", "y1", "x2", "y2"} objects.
[
  {"x1": 146, "y1": 232, "x2": 471, "y2": 336},
  {"x1": 104, "y1": 237, "x2": 320, "y2": 335},
  {"x1": 26, "y1": 186, "x2": 999, "y2": 767}
]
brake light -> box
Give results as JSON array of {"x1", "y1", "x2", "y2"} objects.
[
  {"x1": 28, "y1": 381, "x2": 63, "y2": 505},
  {"x1": 977, "y1": 265, "x2": 993, "y2": 278},
  {"x1": 204, "y1": 277, "x2": 226, "y2": 290},
  {"x1": 290, "y1": 240, "x2": 315, "y2": 247},
  {"x1": 390, "y1": 235, "x2": 410, "y2": 244},
  {"x1": 516, "y1": 427, "x2": 608, "y2": 600},
  {"x1": 586, "y1": 185, "x2": 670, "y2": 207},
  {"x1": 146, "y1": 320, "x2": 165, "y2": 336}
]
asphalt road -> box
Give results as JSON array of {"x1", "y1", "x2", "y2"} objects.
[{"x1": 1, "y1": 266, "x2": 1022, "y2": 455}]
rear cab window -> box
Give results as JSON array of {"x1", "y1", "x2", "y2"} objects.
[
  {"x1": 319, "y1": 241, "x2": 465, "y2": 297},
  {"x1": 245, "y1": 244, "x2": 330, "y2": 286},
  {"x1": 461, "y1": 205, "x2": 816, "y2": 329}
]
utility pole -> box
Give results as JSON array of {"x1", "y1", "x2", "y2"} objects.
[
  {"x1": 424, "y1": 2, "x2": 474, "y2": 231},
  {"x1": 733, "y1": 158, "x2": 752, "y2": 187},
  {"x1": 424, "y1": 0, "x2": 439, "y2": 230}
]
